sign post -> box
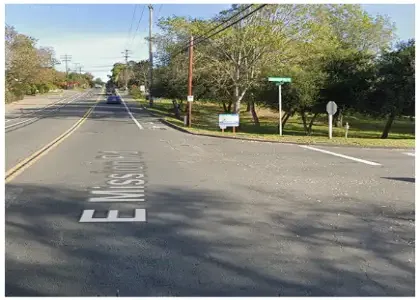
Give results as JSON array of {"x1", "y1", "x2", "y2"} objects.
[
  {"x1": 326, "y1": 101, "x2": 338, "y2": 139},
  {"x1": 268, "y1": 77, "x2": 292, "y2": 136}
]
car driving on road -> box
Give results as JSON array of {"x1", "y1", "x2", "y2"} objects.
[{"x1": 106, "y1": 94, "x2": 122, "y2": 104}]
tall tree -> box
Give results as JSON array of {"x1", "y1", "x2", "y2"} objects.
[{"x1": 367, "y1": 39, "x2": 415, "y2": 138}]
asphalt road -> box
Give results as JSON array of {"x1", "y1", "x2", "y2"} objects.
[{"x1": 5, "y1": 90, "x2": 415, "y2": 296}]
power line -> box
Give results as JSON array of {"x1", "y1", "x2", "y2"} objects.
[
  {"x1": 193, "y1": 4, "x2": 252, "y2": 46},
  {"x1": 197, "y1": 4, "x2": 267, "y2": 44},
  {"x1": 156, "y1": 4, "x2": 163, "y2": 20},
  {"x1": 60, "y1": 54, "x2": 72, "y2": 76},
  {"x1": 130, "y1": 5, "x2": 146, "y2": 48},
  {"x1": 126, "y1": 4, "x2": 138, "y2": 48},
  {"x1": 173, "y1": 4, "x2": 253, "y2": 57},
  {"x1": 171, "y1": 4, "x2": 267, "y2": 59},
  {"x1": 72, "y1": 62, "x2": 84, "y2": 74}
]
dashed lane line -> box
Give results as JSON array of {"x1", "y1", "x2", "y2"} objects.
[{"x1": 299, "y1": 145, "x2": 382, "y2": 166}]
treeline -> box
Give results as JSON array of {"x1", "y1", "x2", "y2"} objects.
[
  {"x1": 5, "y1": 25, "x2": 97, "y2": 103},
  {"x1": 108, "y1": 4, "x2": 415, "y2": 138}
]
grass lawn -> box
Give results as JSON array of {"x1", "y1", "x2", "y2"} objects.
[{"x1": 135, "y1": 98, "x2": 415, "y2": 148}]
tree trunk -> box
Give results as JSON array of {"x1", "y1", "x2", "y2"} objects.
[
  {"x1": 222, "y1": 101, "x2": 232, "y2": 113},
  {"x1": 233, "y1": 86, "x2": 240, "y2": 114},
  {"x1": 222, "y1": 101, "x2": 228, "y2": 112},
  {"x1": 307, "y1": 112, "x2": 319, "y2": 136},
  {"x1": 172, "y1": 100, "x2": 181, "y2": 120},
  {"x1": 233, "y1": 54, "x2": 242, "y2": 114},
  {"x1": 233, "y1": 89, "x2": 246, "y2": 114},
  {"x1": 282, "y1": 110, "x2": 292, "y2": 127},
  {"x1": 334, "y1": 108, "x2": 344, "y2": 127},
  {"x1": 246, "y1": 102, "x2": 251, "y2": 112},
  {"x1": 250, "y1": 101, "x2": 259, "y2": 126},
  {"x1": 381, "y1": 113, "x2": 396, "y2": 139},
  {"x1": 300, "y1": 110, "x2": 309, "y2": 135}
]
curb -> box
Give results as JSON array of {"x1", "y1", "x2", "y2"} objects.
[{"x1": 142, "y1": 106, "x2": 415, "y2": 151}]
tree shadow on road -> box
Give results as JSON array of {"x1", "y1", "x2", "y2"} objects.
[
  {"x1": 381, "y1": 177, "x2": 415, "y2": 183},
  {"x1": 5, "y1": 182, "x2": 415, "y2": 297}
]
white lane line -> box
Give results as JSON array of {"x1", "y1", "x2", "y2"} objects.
[
  {"x1": 120, "y1": 95, "x2": 144, "y2": 130},
  {"x1": 7, "y1": 92, "x2": 78, "y2": 120},
  {"x1": 299, "y1": 145, "x2": 382, "y2": 166},
  {"x1": 404, "y1": 152, "x2": 415, "y2": 157},
  {"x1": 5, "y1": 93, "x2": 86, "y2": 129}
]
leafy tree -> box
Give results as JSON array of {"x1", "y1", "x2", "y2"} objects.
[
  {"x1": 110, "y1": 63, "x2": 126, "y2": 87},
  {"x1": 320, "y1": 51, "x2": 376, "y2": 127},
  {"x1": 366, "y1": 39, "x2": 415, "y2": 138}
]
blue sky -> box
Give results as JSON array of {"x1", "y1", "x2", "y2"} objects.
[{"x1": 5, "y1": 3, "x2": 415, "y2": 81}]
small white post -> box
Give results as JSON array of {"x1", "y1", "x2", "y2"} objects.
[
  {"x1": 279, "y1": 84, "x2": 282, "y2": 136},
  {"x1": 345, "y1": 122, "x2": 350, "y2": 139},
  {"x1": 328, "y1": 114, "x2": 333, "y2": 139}
]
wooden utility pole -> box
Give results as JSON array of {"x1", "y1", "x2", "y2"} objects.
[
  {"x1": 148, "y1": 4, "x2": 154, "y2": 107},
  {"x1": 73, "y1": 63, "x2": 80, "y2": 74},
  {"x1": 60, "y1": 54, "x2": 72, "y2": 77},
  {"x1": 187, "y1": 35, "x2": 193, "y2": 127},
  {"x1": 60, "y1": 54, "x2": 72, "y2": 89},
  {"x1": 122, "y1": 49, "x2": 131, "y2": 90}
]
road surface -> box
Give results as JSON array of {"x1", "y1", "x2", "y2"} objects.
[{"x1": 5, "y1": 90, "x2": 415, "y2": 296}]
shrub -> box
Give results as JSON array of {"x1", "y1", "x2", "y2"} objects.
[{"x1": 130, "y1": 87, "x2": 143, "y2": 99}]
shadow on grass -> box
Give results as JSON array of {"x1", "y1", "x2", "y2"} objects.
[{"x1": 5, "y1": 182, "x2": 414, "y2": 296}]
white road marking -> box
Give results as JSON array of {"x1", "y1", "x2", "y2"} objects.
[
  {"x1": 5, "y1": 93, "x2": 85, "y2": 129},
  {"x1": 79, "y1": 209, "x2": 146, "y2": 222},
  {"x1": 404, "y1": 152, "x2": 415, "y2": 157},
  {"x1": 119, "y1": 95, "x2": 144, "y2": 130},
  {"x1": 299, "y1": 145, "x2": 381, "y2": 166}
]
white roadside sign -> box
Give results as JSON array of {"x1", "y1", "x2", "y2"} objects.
[
  {"x1": 219, "y1": 114, "x2": 239, "y2": 129},
  {"x1": 326, "y1": 101, "x2": 338, "y2": 139}
]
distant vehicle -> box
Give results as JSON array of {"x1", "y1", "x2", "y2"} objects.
[
  {"x1": 95, "y1": 84, "x2": 102, "y2": 88},
  {"x1": 106, "y1": 94, "x2": 122, "y2": 104},
  {"x1": 106, "y1": 88, "x2": 115, "y2": 95}
]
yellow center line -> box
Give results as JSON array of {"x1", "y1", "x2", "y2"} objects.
[{"x1": 5, "y1": 95, "x2": 102, "y2": 184}]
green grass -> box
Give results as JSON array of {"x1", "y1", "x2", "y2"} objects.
[{"x1": 135, "y1": 98, "x2": 415, "y2": 148}]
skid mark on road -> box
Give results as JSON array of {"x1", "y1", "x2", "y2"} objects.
[{"x1": 299, "y1": 145, "x2": 381, "y2": 166}]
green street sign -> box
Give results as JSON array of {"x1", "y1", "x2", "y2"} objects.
[{"x1": 268, "y1": 77, "x2": 292, "y2": 83}]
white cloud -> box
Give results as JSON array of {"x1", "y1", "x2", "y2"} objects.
[{"x1": 37, "y1": 33, "x2": 149, "y2": 82}]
